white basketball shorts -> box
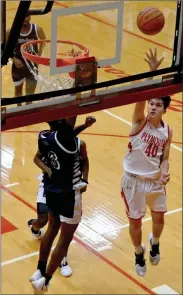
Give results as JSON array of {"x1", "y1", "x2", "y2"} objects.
[{"x1": 121, "y1": 172, "x2": 167, "y2": 219}]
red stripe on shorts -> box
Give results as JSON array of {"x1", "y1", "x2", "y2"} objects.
[{"x1": 121, "y1": 189, "x2": 130, "y2": 215}]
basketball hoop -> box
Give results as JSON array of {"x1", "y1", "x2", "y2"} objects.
[
  {"x1": 21, "y1": 39, "x2": 89, "y2": 68},
  {"x1": 20, "y1": 39, "x2": 93, "y2": 94}
]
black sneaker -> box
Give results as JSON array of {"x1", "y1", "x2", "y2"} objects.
[
  {"x1": 149, "y1": 233, "x2": 160, "y2": 265},
  {"x1": 135, "y1": 245, "x2": 146, "y2": 276},
  {"x1": 27, "y1": 219, "x2": 44, "y2": 239}
]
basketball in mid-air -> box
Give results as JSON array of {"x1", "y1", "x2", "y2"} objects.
[{"x1": 137, "y1": 7, "x2": 165, "y2": 36}]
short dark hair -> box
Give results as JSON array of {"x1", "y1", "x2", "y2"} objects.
[
  {"x1": 47, "y1": 119, "x2": 67, "y2": 130},
  {"x1": 160, "y1": 96, "x2": 171, "y2": 110},
  {"x1": 149, "y1": 96, "x2": 171, "y2": 110},
  {"x1": 47, "y1": 119, "x2": 74, "y2": 139},
  {"x1": 47, "y1": 119, "x2": 67, "y2": 127}
]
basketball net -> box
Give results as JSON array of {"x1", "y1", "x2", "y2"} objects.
[
  {"x1": 22, "y1": 42, "x2": 80, "y2": 95},
  {"x1": 21, "y1": 40, "x2": 97, "y2": 102}
]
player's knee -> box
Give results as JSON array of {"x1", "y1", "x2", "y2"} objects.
[
  {"x1": 129, "y1": 217, "x2": 142, "y2": 229},
  {"x1": 60, "y1": 224, "x2": 78, "y2": 247},
  {"x1": 62, "y1": 231, "x2": 74, "y2": 245},
  {"x1": 151, "y1": 211, "x2": 165, "y2": 224}
]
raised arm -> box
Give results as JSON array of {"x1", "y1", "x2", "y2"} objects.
[
  {"x1": 73, "y1": 116, "x2": 96, "y2": 136},
  {"x1": 37, "y1": 25, "x2": 46, "y2": 56},
  {"x1": 131, "y1": 49, "x2": 164, "y2": 129}
]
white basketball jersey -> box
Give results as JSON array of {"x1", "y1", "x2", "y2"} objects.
[{"x1": 123, "y1": 118, "x2": 169, "y2": 179}]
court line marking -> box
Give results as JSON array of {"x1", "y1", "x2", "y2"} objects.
[
  {"x1": 55, "y1": 2, "x2": 173, "y2": 51},
  {"x1": 103, "y1": 110, "x2": 182, "y2": 152},
  {"x1": 1, "y1": 185, "x2": 155, "y2": 294},
  {"x1": 152, "y1": 284, "x2": 179, "y2": 294},
  {"x1": 1, "y1": 208, "x2": 181, "y2": 262},
  {"x1": 1, "y1": 246, "x2": 55, "y2": 266},
  {"x1": 120, "y1": 207, "x2": 182, "y2": 229},
  {"x1": 1, "y1": 186, "x2": 182, "y2": 294},
  {"x1": 2, "y1": 185, "x2": 37, "y2": 212},
  {"x1": 2, "y1": 241, "x2": 156, "y2": 294},
  {"x1": 4, "y1": 183, "x2": 19, "y2": 188}
]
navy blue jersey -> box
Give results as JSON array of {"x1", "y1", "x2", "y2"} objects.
[
  {"x1": 13, "y1": 23, "x2": 38, "y2": 66},
  {"x1": 38, "y1": 130, "x2": 82, "y2": 193}
]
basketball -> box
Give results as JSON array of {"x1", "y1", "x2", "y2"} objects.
[{"x1": 137, "y1": 7, "x2": 165, "y2": 36}]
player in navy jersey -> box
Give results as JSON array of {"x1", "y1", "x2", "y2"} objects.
[
  {"x1": 30, "y1": 116, "x2": 95, "y2": 291},
  {"x1": 6, "y1": 15, "x2": 46, "y2": 105},
  {"x1": 28, "y1": 116, "x2": 96, "y2": 277}
]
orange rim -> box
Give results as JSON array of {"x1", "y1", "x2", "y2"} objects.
[{"x1": 21, "y1": 39, "x2": 89, "y2": 67}]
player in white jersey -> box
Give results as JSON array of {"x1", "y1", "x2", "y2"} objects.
[{"x1": 121, "y1": 48, "x2": 172, "y2": 277}]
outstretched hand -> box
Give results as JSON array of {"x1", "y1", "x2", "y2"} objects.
[{"x1": 144, "y1": 48, "x2": 164, "y2": 71}]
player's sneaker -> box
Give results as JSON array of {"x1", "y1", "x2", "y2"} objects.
[
  {"x1": 148, "y1": 233, "x2": 160, "y2": 265},
  {"x1": 60, "y1": 257, "x2": 72, "y2": 277},
  {"x1": 31, "y1": 277, "x2": 48, "y2": 292},
  {"x1": 135, "y1": 245, "x2": 146, "y2": 277},
  {"x1": 29, "y1": 269, "x2": 42, "y2": 282},
  {"x1": 28, "y1": 219, "x2": 44, "y2": 239}
]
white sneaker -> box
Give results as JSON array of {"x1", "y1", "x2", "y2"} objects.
[
  {"x1": 31, "y1": 277, "x2": 48, "y2": 292},
  {"x1": 28, "y1": 219, "x2": 44, "y2": 239},
  {"x1": 148, "y1": 233, "x2": 160, "y2": 265},
  {"x1": 135, "y1": 245, "x2": 146, "y2": 277},
  {"x1": 29, "y1": 269, "x2": 42, "y2": 282},
  {"x1": 60, "y1": 257, "x2": 72, "y2": 277}
]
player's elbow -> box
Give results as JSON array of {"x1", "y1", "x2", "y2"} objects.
[
  {"x1": 85, "y1": 157, "x2": 89, "y2": 166},
  {"x1": 82, "y1": 157, "x2": 89, "y2": 169},
  {"x1": 33, "y1": 155, "x2": 38, "y2": 165}
]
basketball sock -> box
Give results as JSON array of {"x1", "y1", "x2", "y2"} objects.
[
  {"x1": 135, "y1": 246, "x2": 143, "y2": 255},
  {"x1": 152, "y1": 236, "x2": 159, "y2": 245},
  {"x1": 37, "y1": 261, "x2": 47, "y2": 276},
  {"x1": 45, "y1": 273, "x2": 52, "y2": 286}
]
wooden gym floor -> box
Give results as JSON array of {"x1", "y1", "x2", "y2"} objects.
[{"x1": 1, "y1": 1, "x2": 182, "y2": 294}]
